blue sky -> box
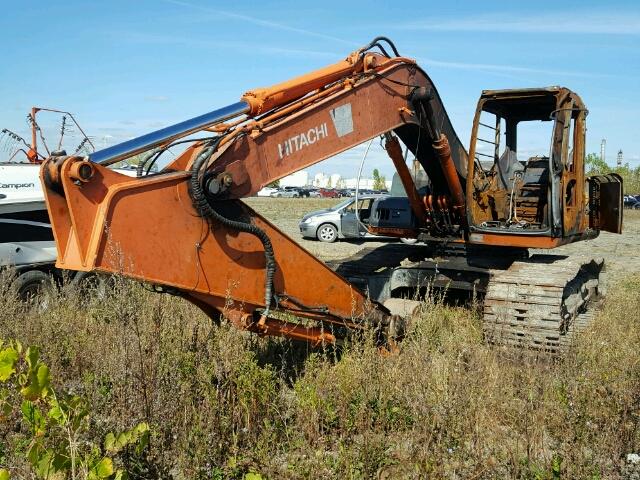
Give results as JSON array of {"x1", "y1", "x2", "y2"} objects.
[{"x1": 1, "y1": 0, "x2": 639, "y2": 178}]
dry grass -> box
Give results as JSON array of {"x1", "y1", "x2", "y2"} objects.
[
  {"x1": 1, "y1": 269, "x2": 639, "y2": 479},
  {"x1": 1, "y1": 206, "x2": 639, "y2": 478}
]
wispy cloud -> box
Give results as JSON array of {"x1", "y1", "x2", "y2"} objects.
[
  {"x1": 419, "y1": 56, "x2": 613, "y2": 79},
  {"x1": 400, "y1": 11, "x2": 640, "y2": 35},
  {"x1": 144, "y1": 95, "x2": 169, "y2": 102},
  {"x1": 116, "y1": 31, "x2": 341, "y2": 59},
  {"x1": 163, "y1": 0, "x2": 356, "y2": 46}
]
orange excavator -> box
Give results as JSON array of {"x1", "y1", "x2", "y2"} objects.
[{"x1": 40, "y1": 37, "x2": 623, "y2": 352}]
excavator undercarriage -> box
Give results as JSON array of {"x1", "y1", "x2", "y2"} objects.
[
  {"x1": 40, "y1": 37, "x2": 623, "y2": 354},
  {"x1": 326, "y1": 243, "x2": 603, "y2": 353}
]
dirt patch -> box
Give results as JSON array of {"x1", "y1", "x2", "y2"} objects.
[{"x1": 533, "y1": 210, "x2": 640, "y2": 291}]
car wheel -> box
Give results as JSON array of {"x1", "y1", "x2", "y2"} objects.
[
  {"x1": 317, "y1": 223, "x2": 338, "y2": 243},
  {"x1": 400, "y1": 238, "x2": 418, "y2": 245}
]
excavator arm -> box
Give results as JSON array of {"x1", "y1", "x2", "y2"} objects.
[{"x1": 41, "y1": 38, "x2": 469, "y2": 345}]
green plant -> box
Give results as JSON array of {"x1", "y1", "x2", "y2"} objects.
[
  {"x1": 0, "y1": 339, "x2": 149, "y2": 479},
  {"x1": 586, "y1": 152, "x2": 640, "y2": 193},
  {"x1": 372, "y1": 168, "x2": 386, "y2": 191}
]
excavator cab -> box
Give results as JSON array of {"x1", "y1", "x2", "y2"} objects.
[{"x1": 466, "y1": 87, "x2": 622, "y2": 245}]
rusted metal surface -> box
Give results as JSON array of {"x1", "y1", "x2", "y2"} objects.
[
  {"x1": 467, "y1": 231, "x2": 598, "y2": 249},
  {"x1": 191, "y1": 62, "x2": 453, "y2": 200},
  {"x1": 432, "y1": 134, "x2": 466, "y2": 218},
  {"x1": 588, "y1": 173, "x2": 623, "y2": 234},
  {"x1": 383, "y1": 133, "x2": 427, "y2": 224},
  {"x1": 462, "y1": 86, "x2": 619, "y2": 250},
  {"x1": 241, "y1": 51, "x2": 415, "y2": 116},
  {"x1": 483, "y1": 255, "x2": 603, "y2": 353},
  {"x1": 42, "y1": 158, "x2": 387, "y2": 342}
]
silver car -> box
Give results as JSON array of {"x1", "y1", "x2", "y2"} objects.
[
  {"x1": 299, "y1": 195, "x2": 386, "y2": 242},
  {"x1": 270, "y1": 188, "x2": 300, "y2": 198}
]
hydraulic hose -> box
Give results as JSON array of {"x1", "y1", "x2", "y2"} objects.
[
  {"x1": 361, "y1": 36, "x2": 401, "y2": 57},
  {"x1": 188, "y1": 139, "x2": 276, "y2": 317}
]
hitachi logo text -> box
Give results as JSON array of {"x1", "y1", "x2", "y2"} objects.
[{"x1": 278, "y1": 123, "x2": 329, "y2": 159}]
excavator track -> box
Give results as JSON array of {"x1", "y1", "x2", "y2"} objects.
[{"x1": 483, "y1": 255, "x2": 603, "y2": 353}]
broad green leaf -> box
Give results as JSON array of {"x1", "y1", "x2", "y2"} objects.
[
  {"x1": 35, "y1": 450, "x2": 55, "y2": 479},
  {"x1": 48, "y1": 403, "x2": 64, "y2": 424},
  {"x1": 1, "y1": 401, "x2": 12, "y2": 419},
  {"x1": 104, "y1": 432, "x2": 116, "y2": 452},
  {"x1": 0, "y1": 468, "x2": 10, "y2": 480},
  {"x1": 47, "y1": 396, "x2": 66, "y2": 425},
  {"x1": 25, "y1": 346, "x2": 39, "y2": 369},
  {"x1": 135, "y1": 428, "x2": 150, "y2": 455},
  {"x1": 104, "y1": 431, "x2": 128, "y2": 454},
  {"x1": 244, "y1": 473, "x2": 263, "y2": 480},
  {"x1": 116, "y1": 431, "x2": 130, "y2": 448},
  {"x1": 132, "y1": 422, "x2": 150, "y2": 436},
  {"x1": 114, "y1": 470, "x2": 129, "y2": 480},
  {"x1": 0, "y1": 347, "x2": 19, "y2": 381},
  {"x1": 131, "y1": 422, "x2": 150, "y2": 454},
  {"x1": 22, "y1": 400, "x2": 46, "y2": 436},
  {"x1": 88, "y1": 457, "x2": 114, "y2": 479},
  {"x1": 106, "y1": 422, "x2": 151, "y2": 455},
  {"x1": 26, "y1": 440, "x2": 42, "y2": 466},
  {"x1": 21, "y1": 364, "x2": 50, "y2": 400}
]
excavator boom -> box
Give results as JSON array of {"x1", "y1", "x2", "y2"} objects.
[{"x1": 40, "y1": 38, "x2": 621, "y2": 350}]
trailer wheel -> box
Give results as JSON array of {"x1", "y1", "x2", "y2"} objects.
[
  {"x1": 72, "y1": 272, "x2": 115, "y2": 301},
  {"x1": 14, "y1": 270, "x2": 52, "y2": 303}
]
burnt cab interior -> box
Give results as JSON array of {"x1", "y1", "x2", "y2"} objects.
[{"x1": 467, "y1": 87, "x2": 587, "y2": 236}]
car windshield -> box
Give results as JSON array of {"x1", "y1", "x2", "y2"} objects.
[{"x1": 331, "y1": 198, "x2": 355, "y2": 211}]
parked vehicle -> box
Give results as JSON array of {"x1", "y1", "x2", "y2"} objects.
[
  {"x1": 271, "y1": 188, "x2": 300, "y2": 198},
  {"x1": 283, "y1": 186, "x2": 311, "y2": 197},
  {"x1": 299, "y1": 195, "x2": 386, "y2": 242},
  {"x1": 624, "y1": 196, "x2": 640, "y2": 209},
  {"x1": 317, "y1": 188, "x2": 340, "y2": 198},
  {"x1": 257, "y1": 187, "x2": 279, "y2": 197}
]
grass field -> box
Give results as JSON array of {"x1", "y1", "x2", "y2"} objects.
[{"x1": 1, "y1": 204, "x2": 639, "y2": 479}]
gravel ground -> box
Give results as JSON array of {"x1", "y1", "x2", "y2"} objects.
[
  {"x1": 534, "y1": 210, "x2": 640, "y2": 291},
  {"x1": 245, "y1": 197, "x2": 640, "y2": 288},
  {"x1": 244, "y1": 197, "x2": 392, "y2": 260}
]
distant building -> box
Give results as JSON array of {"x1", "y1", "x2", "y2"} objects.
[
  {"x1": 313, "y1": 172, "x2": 328, "y2": 187},
  {"x1": 329, "y1": 173, "x2": 342, "y2": 188},
  {"x1": 280, "y1": 170, "x2": 309, "y2": 187},
  {"x1": 344, "y1": 177, "x2": 392, "y2": 190}
]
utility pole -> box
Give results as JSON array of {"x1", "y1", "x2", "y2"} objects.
[{"x1": 600, "y1": 139, "x2": 606, "y2": 164}]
